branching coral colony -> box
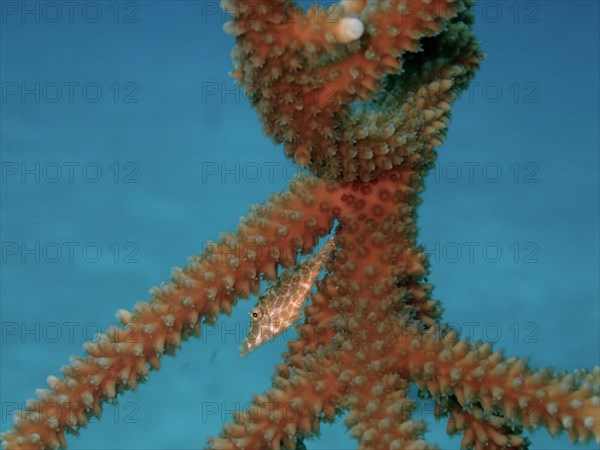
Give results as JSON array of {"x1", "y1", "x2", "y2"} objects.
[{"x1": 2, "y1": 0, "x2": 599, "y2": 449}]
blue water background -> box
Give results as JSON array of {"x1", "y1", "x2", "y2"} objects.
[{"x1": 1, "y1": 1, "x2": 598, "y2": 449}]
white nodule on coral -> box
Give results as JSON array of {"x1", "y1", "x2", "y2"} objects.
[
  {"x1": 337, "y1": 17, "x2": 364, "y2": 43},
  {"x1": 222, "y1": 21, "x2": 243, "y2": 37}
]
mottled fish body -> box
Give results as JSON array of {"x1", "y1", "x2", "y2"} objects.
[{"x1": 239, "y1": 238, "x2": 335, "y2": 356}]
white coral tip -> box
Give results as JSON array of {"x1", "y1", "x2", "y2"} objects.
[{"x1": 337, "y1": 17, "x2": 364, "y2": 43}]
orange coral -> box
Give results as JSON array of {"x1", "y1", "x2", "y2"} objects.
[
  {"x1": 223, "y1": 0, "x2": 479, "y2": 181},
  {"x1": 2, "y1": 1, "x2": 598, "y2": 449}
]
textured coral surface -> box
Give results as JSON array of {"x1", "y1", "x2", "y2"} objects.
[{"x1": 1, "y1": 1, "x2": 598, "y2": 449}]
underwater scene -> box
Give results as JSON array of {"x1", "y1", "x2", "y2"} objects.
[{"x1": 1, "y1": 1, "x2": 598, "y2": 449}]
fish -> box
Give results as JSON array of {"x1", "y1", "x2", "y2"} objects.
[{"x1": 239, "y1": 237, "x2": 336, "y2": 356}]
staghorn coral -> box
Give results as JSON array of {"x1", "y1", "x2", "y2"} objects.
[{"x1": 1, "y1": 0, "x2": 598, "y2": 449}]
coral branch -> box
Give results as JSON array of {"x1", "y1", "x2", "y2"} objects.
[
  {"x1": 211, "y1": 167, "x2": 439, "y2": 448},
  {"x1": 399, "y1": 328, "x2": 600, "y2": 447},
  {"x1": 345, "y1": 376, "x2": 433, "y2": 450},
  {"x1": 226, "y1": 0, "x2": 481, "y2": 180},
  {"x1": 1, "y1": 175, "x2": 341, "y2": 450},
  {"x1": 209, "y1": 342, "x2": 345, "y2": 450},
  {"x1": 443, "y1": 398, "x2": 528, "y2": 450}
]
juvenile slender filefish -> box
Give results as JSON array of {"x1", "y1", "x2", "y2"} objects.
[{"x1": 239, "y1": 238, "x2": 336, "y2": 357}]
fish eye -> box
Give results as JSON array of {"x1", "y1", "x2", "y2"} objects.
[{"x1": 250, "y1": 308, "x2": 263, "y2": 321}]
